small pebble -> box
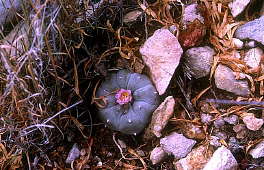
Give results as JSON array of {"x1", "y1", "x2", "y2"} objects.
[
  {"x1": 201, "y1": 113, "x2": 213, "y2": 125},
  {"x1": 233, "y1": 124, "x2": 247, "y2": 139},
  {"x1": 243, "y1": 47, "x2": 263, "y2": 69},
  {"x1": 249, "y1": 141, "x2": 264, "y2": 158},
  {"x1": 65, "y1": 143, "x2": 80, "y2": 164},
  {"x1": 160, "y1": 132, "x2": 196, "y2": 159},
  {"x1": 224, "y1": 115, "x2": 238, "y2": 125},
  {"x1": 214, "y1": 117, "x2": 225, "y2": 128},
  {"x1": 214, "y1": 64, "x2": 250, "y2": 96},
  {"x1": 242, "y1": 113, "x2": 264, "y2": 131},
  {"x1": 94, "y1": 156, "x2": 102, "y2": 167},
  {"x1": 209, "y1": 136, "x2": 221, "y2": 147},
  {"x1": 214, "y1": 131, "x2": 228, "y2": 140}
]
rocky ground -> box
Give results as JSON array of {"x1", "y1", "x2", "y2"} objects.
[{"x1": 0, "y1": 0, "x2": 264, "y2": 169}]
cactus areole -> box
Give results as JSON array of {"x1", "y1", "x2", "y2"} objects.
[{"x1": 96, "y1": 70, "x2": 159, "y2": 135}]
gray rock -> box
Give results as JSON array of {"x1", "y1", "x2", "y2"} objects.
[
  {"x1": 224, "y1": 115, "x2": 238, "y2": 125},
  {"x1": 228, "y1": 0, "x2": 250, "y2": 17},
  {"x1": 160, "y1": 132, "x2": 196, "y2": 159},
  {"x1": 249, "y1": 141, "x2": 264, "y2": 158},
  {"x1": 66, "y1": 143, "x2": 80, "y2": 164},
  {"x1": 214, "y1": 64, "x2": 250, "y2": 96},
  {"x1": 182, "y1": 3, "x2": 204, "y2": 28},
  {"x1": 184, "y1": 46, "x2": 215, "y2": 79},
  {"x1": 244, "y1": 48, "x2": 263, "y2": 69},
  {"x1": 150, "y1": 147, "x2": 168, "y2": 165},
  {"x1": 235, "y1": 16, "x2": 264, "y2": 45},
  {"x1": 203, "y1": 146, "x2": 238, "y2": 170}
]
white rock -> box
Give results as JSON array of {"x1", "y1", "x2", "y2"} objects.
[
  {"x1": 244, "y1": 47, "x2": 263, "y2": 69},
  {"x1": 144, "y1": 96, "x2": 175, "y2": 139},
  {"x1": 182, "y1": 3, "x2": 204, "y2": 28},
  {"x1": 160, "y1": 132, "x2": 196, "y2": 159},
  {"x1": 140, "y1": 29, "x2": 183, "y2": 95},
  {"x1": 174, "y1": 145, "x2": 213, "y2": 170},
  {"x1": 203, "y1": 146, "x2": 238, "y2": 170},
  {"x1": 232, "y1": 38, "x2": 244, "y2": 49},
  {"x1": 150, "y1": 147, "x2": 168, "y2": 165},
  {"x1": 228, "y1": 0, "x2": 250, "y2": 17},
  {"x1": 66, "y1": 143, "x2": 80, "y2": 164},
  {"x1": 214, "y1": 64, "x2": 250, "y2": 96},
  {"x1": 184, "y1": 46, "x2": 215, "y2": 79},
  {"x1": 242, "y1": 113, "x2": 263, "y2": 131},
  {"x1": 249, "y1": 141, "x2": 264, "y2": 158}
]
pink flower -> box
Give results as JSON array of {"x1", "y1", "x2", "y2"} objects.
[{"x1": 115, "y1": 89, "x2": 132, "y2": 105}]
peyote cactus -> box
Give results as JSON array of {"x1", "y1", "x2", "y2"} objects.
[{"x1": 96, "y1": 69, "x2": 159, "y2": 135}]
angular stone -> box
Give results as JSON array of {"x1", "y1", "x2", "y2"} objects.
[
  {"x1": 228, "y1": 0, "x2": 250, "y2": 17},
  {"x1": 244, "y1": 47, "x2": 263, "y2": 69},
  {"x1": 144, "y1": 96, "x2": 175, "y2": 139},
  {"x1": 235, "y1": 16, "x2": 264, "y2": 45},
  {"x1": 184, "y1": 46, "x2": 215, "y2": 79},
  {"x1": 203, "y1": 146, "x2": 238, "y2": 170},
  {"x1": 214, "y1": 64, "x2": 250, "y2": 96},
  {"x1": 140, "y1": 29, "x2": 183, "y2": 95},
  {"x1": 249, "y1": 141, "x2": 264, "y2": 158},
  {"x1": 160, "y1": 132, "x2": 196, "y2": 159},
  {"x1": 174, "y1": 145, "x2": 213, "y2": 170}
]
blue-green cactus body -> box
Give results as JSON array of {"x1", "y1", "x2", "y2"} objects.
[{"x1": 96, "y1": 70, "x2": 159, "y2": 135}]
